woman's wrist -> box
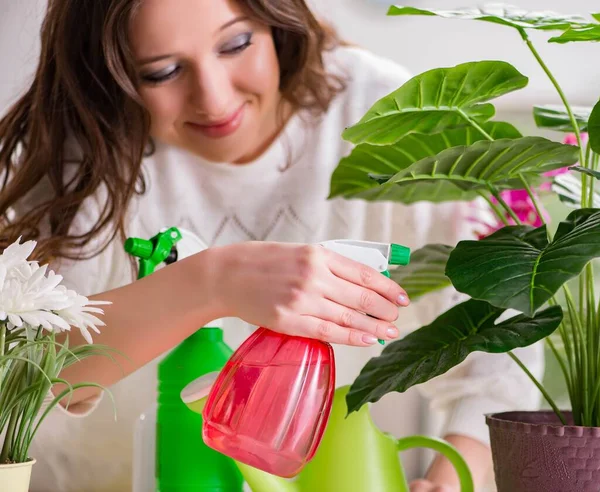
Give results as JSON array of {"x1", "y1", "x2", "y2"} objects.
[{"x1": 186, "y1": 246, "x2": 231, "y2": 322}]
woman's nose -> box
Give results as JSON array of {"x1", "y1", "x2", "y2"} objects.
[{"x1": 189, "y1": 63, "x2": 235, "y2": 119}]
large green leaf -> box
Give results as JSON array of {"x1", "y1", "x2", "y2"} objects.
[
  {"x1": 330, "y1": 122, "x2": 522, "y2": 201},
  {"x1": 388, "y1": 6, "x2": 587, "y2": 31},
  {"x1": 390, "y1": 244, "x2": 453, "y2": 299},
  {"x1": 347, "y1": 300, "x2": 562, "y2": 412},
  {"x1": 342, "y1": 61, "x2": 527, "y2": 145},
  {"x1": 533, "y1": 105, "x2": 591, "y2": 132},
  {"x1": 375, "y1": 137, "x2": 579, "y2": 197},
  {"x1": 549, "y1": 25, "x2": 600, "y2": 43},
  {"x1": 446, "y1": 209, "x2": 600, "y2": 317},
  {"x1": 589, "y1": 99, "x2": 600, "y2": 154}
]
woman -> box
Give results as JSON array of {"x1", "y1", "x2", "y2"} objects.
[{"x1": 0, "y1": 0, "x2": 543, "y2": 490}]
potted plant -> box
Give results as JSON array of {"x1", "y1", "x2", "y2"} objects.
[
  {"x1": 0, "y1": 238, "x2": 110, "y2": 491},
  {"x1": 330, "y1": 5, "x2": 600, "y2": 491}
]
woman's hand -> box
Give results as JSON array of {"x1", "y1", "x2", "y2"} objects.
[{"x1": 211, "y1": 242, "x2": 409, "y2": 346}]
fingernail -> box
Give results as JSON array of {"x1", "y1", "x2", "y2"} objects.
[
  {"x1": 386, "y1": 327, "x2": 399, "y2": 338},
  {"x1": 397, "y1": 294, "x2": 409, "y2": 305},
  {"x1": 362, "y1": 334, "x2": 378, "y2": 345}
]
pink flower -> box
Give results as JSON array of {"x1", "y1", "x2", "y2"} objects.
[
  {"x1": 493, "y1": 189, "x2": 547, "y2": 227},
  {"x1": 470, "y1": 189, "x2": 548, "y2": 239}
]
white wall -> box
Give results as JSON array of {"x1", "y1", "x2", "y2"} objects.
[
  {"x1": 312, "y1": 0, "x2": 600, "y2": 111},
  {"x1": 0, "y1": 0, "x2": 45, "y2": 112}
]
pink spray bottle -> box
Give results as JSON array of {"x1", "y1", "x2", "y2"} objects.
[{"x1": 182, "y1": 240, "x2": 410, "y2": 478}]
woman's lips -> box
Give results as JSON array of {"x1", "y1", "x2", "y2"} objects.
[{"x1": 186, "y1": 104, "x2": 246, "y2": 139}]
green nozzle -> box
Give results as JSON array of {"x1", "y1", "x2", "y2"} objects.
[
  {"x1": 124, "y1": 237, "x2": 153, "y2": 259},
  {"x1": 389, "y1": 244, "x2": 411, "y2": 266},
  {"x1": 125, "y1": 227, "x2": 183, "y2": 279}
]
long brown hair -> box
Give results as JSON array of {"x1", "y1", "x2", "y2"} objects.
[{"x1": 0, "y1": 0, "x2": 343, "y2": 264}]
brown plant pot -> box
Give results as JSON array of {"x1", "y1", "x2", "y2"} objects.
[{"x1": 486, "y1": 411, "x2": 600, "y2": 492}]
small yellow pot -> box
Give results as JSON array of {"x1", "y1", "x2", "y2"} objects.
[{"x1": 0, "y1": 458, "x2": 36, "y2": 492}]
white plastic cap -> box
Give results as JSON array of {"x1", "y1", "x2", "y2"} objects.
[{"x1": 180, "y1": 371, "x2": 220, "y2": 405}]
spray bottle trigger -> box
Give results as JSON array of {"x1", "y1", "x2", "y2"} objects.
[{"x1": 376, "y1": 270, "x2": 392, "y2": 345}]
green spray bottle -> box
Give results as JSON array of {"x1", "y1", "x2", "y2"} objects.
[{"x1": 128, "y1": 227, "x2": 243, "y2": 492}]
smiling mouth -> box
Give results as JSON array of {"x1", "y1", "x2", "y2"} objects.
[{"x1": 185, "y1": 104, "x2": 246, "y2": 139}]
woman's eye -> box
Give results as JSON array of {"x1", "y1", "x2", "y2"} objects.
[
  {"x1": 140, "y1": 65, "x2": 181, "y2": 84},
  {"x1": 220, "y1": 32, "x2": 253, "y2": 55}
]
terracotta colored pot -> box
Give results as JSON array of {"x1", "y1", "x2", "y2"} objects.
[{"x1": 487, "y1": 411, "x2": 600, "y2": 492}]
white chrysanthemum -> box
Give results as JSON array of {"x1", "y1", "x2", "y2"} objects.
[{"x1": 0, "y1": 238, "x2": 109, "y2": 343}]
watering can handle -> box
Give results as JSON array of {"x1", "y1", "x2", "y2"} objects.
[{"x1": 396, "y1": 435, "x2": 474, "y2": 492}]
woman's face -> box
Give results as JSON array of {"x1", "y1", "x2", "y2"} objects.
[{"x1": 130, "y1": 0, "x2": 283, "y2": 163}]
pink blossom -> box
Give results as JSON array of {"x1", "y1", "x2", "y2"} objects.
[{"x1": 470, "y1": 189, "x2": 548, "y2": 239}]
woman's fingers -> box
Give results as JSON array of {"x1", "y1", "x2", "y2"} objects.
[
  {"x1": 323, "y1": 274, "x2": 402, "y2": 322},
  {"x1": 285, "y1": 315, "x2": 381, "y2": 346},
  {"x1": 311, "y1": 297, "x2": 399, "y2": 341},
  {"x1": 326, "y1": 249, "x2": 410, "y2": 306}
]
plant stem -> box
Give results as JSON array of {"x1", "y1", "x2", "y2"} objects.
[
  {"x1": 521, "y1": 31, "x2": 589, "y2": 211},
  {"x1": 0, "y1": 324, "x2": 5, "y2": 358},
  {"x1": 586, "y1": 142, "x2": 595, "y2": 206},
  {"x1": 477, "y1": 191, "x2": 510, "y2": 226},
  {"x1": 509, "y1": 352, "x2": 566, "y2": 424},
  {"x1": 0, "y1": 407, "x2": 18, "y2": 463},
  {"x1": 518, "y1": 177, "x2": 544, "y2": 223},
  {"x1": 458, "y1": 109, "x2": 494, "y2": 141},
  {"x1": 519, "y1": 176, "x2": 552, "y2": 243},
  {"x1": 488, "y1": 185, "x2": 522, "y2": 225},
  {"x1": 521, "y1": 34, "x2": 585, "y2": 166},
  {"x1": 564, "y1": 285, "x2": 589, "y2": 424},
  {"x1": 0, "y1": 324, "x2": 5, "y2": 385},
  {"x1": 546, "y1": 336, "x2": 573, "y2": 401}
]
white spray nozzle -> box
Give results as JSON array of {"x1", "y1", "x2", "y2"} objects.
[{"x1": 319, "y1": 240, "x2": 410, "y2": 272}]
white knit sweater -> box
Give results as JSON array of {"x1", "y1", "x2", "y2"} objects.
[{"x1": 25, "y1": 46, "x2": 543, "y2": 492}]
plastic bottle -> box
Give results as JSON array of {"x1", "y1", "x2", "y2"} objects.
[
  {"x1": 156, "y1": 326, "x2": 243, "y2": 491},
  {"x1": 128, "y1": 227, "x2": 243, "y2": 491},
  {"x1": 199, "y1": 240, "x2": 410, "y2": 478}
]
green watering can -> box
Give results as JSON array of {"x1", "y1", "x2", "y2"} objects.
[{"x1": 183, "y1": 382, "x2": 474, "y2": 491}]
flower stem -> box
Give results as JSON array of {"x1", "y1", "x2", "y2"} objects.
[{"x1": 509, "y1": 351, "x2": 566, "y2": 425}]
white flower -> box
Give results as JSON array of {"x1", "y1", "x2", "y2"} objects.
[
  {"x1": 55, "y1": 286, "x2": 109, "y2": 344},
  {"x1": 0, "y1": 238, "x2": 109, "y2": 343}
]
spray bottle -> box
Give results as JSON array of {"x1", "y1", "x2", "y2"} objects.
[
  {"x1": 128, "y1": 227, "x2": 243, "y2": 492},
  {"x1": 182, "y1": 240, "x2": 410, "y2": 479}
]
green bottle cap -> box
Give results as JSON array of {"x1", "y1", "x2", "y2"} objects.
[
  {"x1": 389, "y1": 244, "x2": 411, "y2": 266},
  {"x1": 124, "y1": 237, "x2": 153, "y2": 259}
]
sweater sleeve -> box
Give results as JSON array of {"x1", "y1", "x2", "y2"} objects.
[{"x1": 395, "y1": 200, "x2": 545, "y2": 446}]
